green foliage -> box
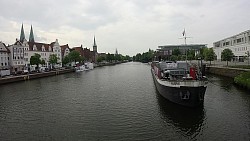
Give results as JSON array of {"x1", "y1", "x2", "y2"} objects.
[
  {"x1": 234, "y1": 72, "x2": 250, "y2": 89},
  {"x1": 187, "y1": 50, "x2": 195, "y2": 60},
  {"x1": 41, "y1": 59, "x2": 46, "y2": 66},
  {"x1": 30, "y1": 53, "x2": 41, "y2": 68},
  {"x1": 221, "y1": 48, "x2": 234, "y2": 66},
  {"x1": 106, "y1": 53, "x2": 115, "y2": 62},
  {"x1": 62, "y1": 55, "x2": 70, "y2": 66},
  {"x1": 68, "y1": 50, "x2": 82, "y2": 63},
  {"x1": 172, "y1": 48, "x2": 181, "y2": 56},
  {"x1": 49, "y1": 54, "x2": 58, "y2": 65},
  {"x1": 97, "y1": 56, "x2": 106, "y2": 63},
  {"x1": 115, "y1": 54, "x2": 122, "y2": 61},
  {"x1": 133, "y1": 49, "x2": 155, "y2": 62},
  {"x1": 170, "y1": 55, "x2": 178, "y2": 61},
  {"x1": 204, "y1": 48, "x2": 216, "y2": 64}
]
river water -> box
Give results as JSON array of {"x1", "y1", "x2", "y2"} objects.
[{"x1": 0, "y1": 62, "x2": 249, "y2": 141}]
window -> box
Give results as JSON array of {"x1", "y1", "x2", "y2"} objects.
[{"x1": 237, "y1": 38, "x2": 242, "y2": 43}]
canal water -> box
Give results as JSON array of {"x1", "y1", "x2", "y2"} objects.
[{"x1": 0, "y1": 62, "x2": 249, "y2": 141}]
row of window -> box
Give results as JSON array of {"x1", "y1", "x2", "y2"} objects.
[
  {"x1": 13, "y1": 56, "x2": 24, "y2": 60},
  {"x1": 1, "y1": 62, "x2": 8, "y2": 66},
  {"x1": 15, "y1": 61, "x2": 23, "y2": 65},
  {"x1": 234, "y1": 47, "x2": 248, "y2": 52},
  {"x1": 1, "y1": 57, "x2": 9, "y2": 61},
  {"x1": 14, "y1": 48, "x2": 24, "y2": 53},
  {"x1": 216, "y1": 36, "x2": 250, "y2": 47},
  {"x1": 0, "y1": 52, "x2": 8, "y2": 55}
]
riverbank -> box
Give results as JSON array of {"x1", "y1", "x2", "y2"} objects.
[
  {"x1": 206, "y1": 65, "x2": 250, "y2": 90},
  {"x1": 95, "y1": 61, "x2": 128, "y2": 68},
  {"x1": 206, "y1": 66, "x2": 250, "y2": 78},
  {"x1": 0, "y1": 68, "x2": 74, "y2": 85}
]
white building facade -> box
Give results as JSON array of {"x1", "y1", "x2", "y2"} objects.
[
  {"x1": 8, "y1": 40, "x2": 26, "y2": 71},
  {"x1": 0, "y1": 41, "x2": 10, "y2": 70},
  {"x1": 8, "y1": 39, "x2": 64, "y2": 71},
  {"x1": 213, "y1": 30, "x2": 250, "y2": 62}
]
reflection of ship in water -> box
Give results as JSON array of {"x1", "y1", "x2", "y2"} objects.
[{"x1": 156, "y1": 89, "x2": 205, "y2": 137}]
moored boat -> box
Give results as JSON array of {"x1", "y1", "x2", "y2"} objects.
[
  {"x1": 151, "y1": 60, "x2": 208, "y2": 107},
  {"x1": 75, "y1": 62, "x2": 94, "y2": 72}
]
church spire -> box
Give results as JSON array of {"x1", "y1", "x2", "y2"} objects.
[
  {"x1": 29, "y1": 25, "x2": 35, "y2": 42},
  {"x1": 115, "y1": 48, "x2": 118, "y2": 55},
  {"x1": 93, "y1": 36, "x2": 97, "y2": 52},
  {"x1": 20, "y1": 23, "x2": 25, "y2": 42},
  {"x1": 93, "y1": 36, "x2": 97, "y2": 47}
]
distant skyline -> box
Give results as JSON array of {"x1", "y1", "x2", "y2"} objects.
[{"x1": 0, "y1": 0, "x2": 249, "y2": 56}]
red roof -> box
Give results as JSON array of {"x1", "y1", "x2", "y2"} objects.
[{"x1": 28, "y1": 42, "x2": 54, "y2": 52}]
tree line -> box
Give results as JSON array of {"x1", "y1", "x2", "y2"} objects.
[{"x1": 133, "y1": 48, "x2": 237, "y2": 66}]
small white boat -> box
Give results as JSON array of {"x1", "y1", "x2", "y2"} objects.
[{"x1": 75, "y1": 62, "x2": 94, "y2": 72}]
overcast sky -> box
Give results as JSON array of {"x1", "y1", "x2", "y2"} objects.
[{"x1": 0, "y1": 0, "x2": 249, "y2": 56}]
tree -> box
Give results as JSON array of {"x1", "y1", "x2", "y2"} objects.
[
  {"x1": 204, "y1": 48, "x2": 216, "y2": 65},
  {"x1": 68, "y1": 50, "x2": 81, "y2": 64},
  {"x1": 49, "y1": 54, "x2": 58, "y2": 67},
  {"x1": 30, "y1": 53, "x2": 41, "y2": 69},
  {"x1": 172, "y1": 48, "x2": 181, "y2": 56},
  {"x1": 187, "y1": 50, "x2": 195, "y2": 61},
  {"x1": 62, "y1": 55, "x2": 70, "y2": 66},
  {"x1": 221, "y1": 48, "x2": 234, "y2": 66},
  {"x1": 97, "y1": 56, "x2": 106, "y2": 63},
  {"x1": 41, "y1": 59, "x2": 46, "y2": 66},
  {"x1": 170, "y1": 55, "x2": 178, "y2": 61}
]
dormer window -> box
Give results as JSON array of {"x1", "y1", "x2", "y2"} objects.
[
  {"x1": 33, "y1": 45, "x2": 37, "y2": 51},
  {"x1": 49, "y1": 46, "x2": 52, "y2": 52}
]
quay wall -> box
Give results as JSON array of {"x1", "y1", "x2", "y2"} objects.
[
  {"x1": 206, "y1": 66, "x2": 250, "y2": 78},
  {"x1": 0, "y1": 69, "x2": 74, "y2": 85}
]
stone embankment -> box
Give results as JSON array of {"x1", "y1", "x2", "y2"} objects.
[
  {"x1": 206, "y1": 66, "x2": 250, "y2": 78},
  {"x1": 0, "y1": 69, "x2": 74, "y2": 85}
]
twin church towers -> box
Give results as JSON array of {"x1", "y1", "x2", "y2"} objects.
[
  {"x1": 19, "y1": 23, "x2": 34, "y2": 43},
  {"x1": 19, "y1": 23, "x2": 98, "y2": 54}
]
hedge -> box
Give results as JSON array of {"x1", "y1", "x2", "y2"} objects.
[{"x1": 234, "y1": 72, "x2": 250, "y2": 89}]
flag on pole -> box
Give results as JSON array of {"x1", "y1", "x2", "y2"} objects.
[{"x1": 182, "y1": 28, "x2": 185, "y2": 36}]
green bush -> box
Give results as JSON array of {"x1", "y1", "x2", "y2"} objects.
[{"x1": 234, "y1": 72, "x2": 250, "y2": 89}]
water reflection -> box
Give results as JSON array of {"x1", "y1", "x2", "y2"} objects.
[
  {"x1": 207, "y1": 74, "x2": 234, "y2": 91},
  {"x1": 156, "y1": 89, "x2": 205, "y2": 138}
]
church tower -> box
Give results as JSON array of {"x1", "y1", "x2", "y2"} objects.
[
  {"x1": 29, "y1": 25, "x2": 35, "y2": 42},
  {"x1": 115, "y1": 48, "x2": 118, "y2": 55},
  {"x1": 93, "y1": 36, "x2": 97, "y2": 53},
  {"x1": 20, "y1": 23, "x2": 25, "y2": 42}
]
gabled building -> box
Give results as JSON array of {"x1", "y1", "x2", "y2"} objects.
[
  {"x1": 0, "y1": 41, "x2": 10, "y2": 70},
  {"x1": 72, "y1": 45, "x2": 84, "y2": 57},
  {"x1": 8, "y1": 39, "x2": 26, "y2": 71},
  {"x1": 8, "y1": 24, "x2": 64, "y2": 71},
  {"x1": 60, "y1": 44, "x2": 70, "y2": 58}
]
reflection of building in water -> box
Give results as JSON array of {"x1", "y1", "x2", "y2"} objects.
[{"x1": 156, "y1": 91, "x2": 205, "y2": 137}]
